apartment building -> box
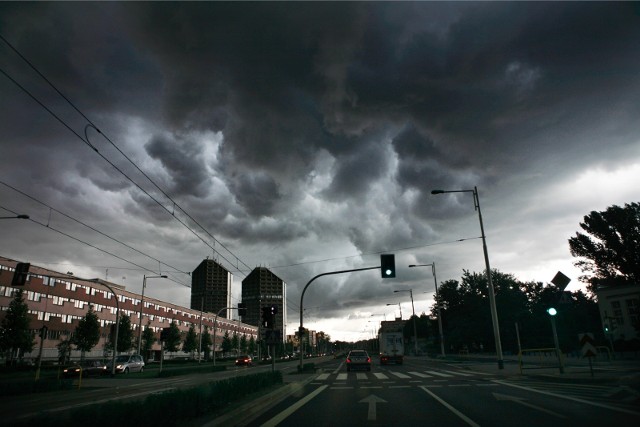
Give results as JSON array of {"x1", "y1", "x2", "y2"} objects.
[{"x1": 0, "y1": 256, "x2": 257, "y2": 361}]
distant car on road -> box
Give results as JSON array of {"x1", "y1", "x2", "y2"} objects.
[
  {"x1": 235, "y1": 355, "x2": 253, "y2": 366},
  {"x1": 106, "y1": 354, "x2": 144, "y2": 374},
  {"x1": 346, "y1": 350, "x2": 371, "y2": 372},
  {"x1": 63, "y1": 359, "x2": 107, "y2": 378}
]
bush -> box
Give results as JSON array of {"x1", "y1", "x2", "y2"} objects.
[{"x1": 17, "y1": 371, "x2": 283, "y2": 427}]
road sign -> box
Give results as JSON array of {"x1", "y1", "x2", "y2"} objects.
[
  {"x1": 551, "y1": 271, "x2": 571, "y2": 290},
  {"x1": 579, "y1": 333, "x2": 597, "y2": 358}
]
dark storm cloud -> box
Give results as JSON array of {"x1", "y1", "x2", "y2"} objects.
[
  {"x1": 145, "y1": 133, "x2": 211, "y2": 198},
  {"x1": 1, "y1": 1, "x2": 639, "y2": 340}
]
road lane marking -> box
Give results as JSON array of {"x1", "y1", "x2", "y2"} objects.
[
  {"x1": 261, "y1": 384, "x2": 329, "y2": 427},
  {"x1": 425, "y1": 370, "x2": 453, "y2": 377},
  {"x1": 373, "y1": 372, "x2": 389, "y2": 380},
  {"x1": 442, "y1": 369, "x2": 472, "y2": 376},
  {"x1": 336, "y1": 373, "x2": 348, "y2": 380},
  {"x1": 420, "y1": 386, "x2": 480, "y2": 427},
  {"x1": 356, "y1": 373, "x2": 368, "y2": 380},
  {"x1": 389, "y1": 385, "x2": 412, "y2": 389},
  {"x1": 493, "y1": 392, "x2": 566, "y2": 418},
  {"x1": 389, "y1": 371, "x2": 411, "y2": 379},
  {"x1": 360, "y1": 394, "x2": 387, "y2": 421},
  {"x1": 493, "y1": 380, "x2": 640, "y2": 416},
  {"x1": 331, "y1": 386, "x2": 355, "y2": 390},
  {"x1": 316, "y1": 373, "x2": 330, "y2": 380},
  {"x1": 408, "y1": 371, "x2": 432, "y2": 378}
]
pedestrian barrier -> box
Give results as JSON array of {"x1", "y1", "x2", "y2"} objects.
[{"x1": 518, "y1": 348, "x2": 564, "y2": 374}]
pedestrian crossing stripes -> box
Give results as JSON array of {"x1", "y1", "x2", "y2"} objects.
[{"x1": 315, "y1": 369, "x2": 489, "y2": 383}]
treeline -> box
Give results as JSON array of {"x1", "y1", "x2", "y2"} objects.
[{"x1": 406, "y1": 269, "x2": 604, "y2": 354}]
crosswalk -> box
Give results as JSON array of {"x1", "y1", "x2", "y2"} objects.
[{"x1": 314, "y1": 368, "x2": 491, "y2": 383}]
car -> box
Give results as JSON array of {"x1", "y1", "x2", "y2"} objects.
[
  {"x1": 346, "y1": 350, "x2": 371, "y2": 372},
  {"x1": 106, "y1": 354, "x2": 144, "y2": 374},
  {"x1": 235, "y1": 355, "x2": 253, "y2": 366},
  {"x1": 62, "y1": 359, "x2": 107, "y2": 378}
]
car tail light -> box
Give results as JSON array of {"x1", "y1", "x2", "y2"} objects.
[
  {"x1": 346, "y1": 358, "x2": 351, "y2": 363},
  {"x1": 367, "y1": 357, "x2": 371, "y2": 363}
]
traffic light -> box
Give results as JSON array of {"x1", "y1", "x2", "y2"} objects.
[
  {"x1": 380, "y1": 254, "x2": 396, "y2": 278},
  {"x1": 546, "y1": 307, "x2": 557, "y2": 316},
  {"x1": 238, "y1": 303, "x2": 247, "y2": 316},
  {"x1": 11, "y1": 262, "x2": 30, "y2": 286}
]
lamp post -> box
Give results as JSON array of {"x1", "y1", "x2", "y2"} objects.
[
  {"x1": 0, "y1": 214, "x2": 29, "y2": 219},
  {"x1": 137, "y1": 275, "x2": 167, "y2": 355},
  {"x1": 432, "y1": 186, "x2": 504, "y2": 369},
  {"x1": 546, "y1": 308, "x2": 564, "y2": 374},
  {"x1": 386, "y1": 302, "x2": 402, "y2": 319},
  {"x1": 410, "y1": 263, "x2": 446, "y2": 357},
  {"x1": 394, "y1": 289, "x2": 419, "y2": 356}
]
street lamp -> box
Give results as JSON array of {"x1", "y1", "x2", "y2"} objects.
[
  {"x1": 386, "y1": 302, "x2": 402, "y2": 319},
  {"x1": 409, "y1": 263, "x2": 446, "y2": 357},
  {"x1": 137, "y1": 275, "x2": 167, "y2": 355},
  {"x1": 394, "y1": 289, "x2": 419, "y2": 356},
  {"x1": 432, "y1": 186, "x2": 504, "y2": 369}
]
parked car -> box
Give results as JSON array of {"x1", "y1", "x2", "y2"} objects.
[
  {"x1": 106, "y1": 354, "x2": 144, "y2": 374},
  {"x1": 346, "y1": 350, "x2": 371, "y2": 372},
  {"x1": 63, "y1": 359, "x2": 107, "y2": 378},
  {"x1": 235, "y1": 355, "x2": 253, "y2": 366}
]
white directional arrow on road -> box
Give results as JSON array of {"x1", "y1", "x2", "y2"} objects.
[
  {"x1": 493, "y1": 393, "x2": 566, "y2": 418},
  {"x1": 360, "y1": 394, "x2": 387, "y2": 421}
]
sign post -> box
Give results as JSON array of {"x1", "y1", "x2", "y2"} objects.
[{"x1": 579, "y1": 333, "x2": 597, "y2": 377}]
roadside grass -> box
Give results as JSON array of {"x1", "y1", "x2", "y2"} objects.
[{"x1": 14, "y1": 370, "x2": 283, "y2": 427}]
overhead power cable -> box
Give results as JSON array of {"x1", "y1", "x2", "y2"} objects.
[
  {"x1": 0, "y1": 180, "x2": 190, "y2": 277},
  {"x1": 0, "y1": 205, "x2": 189, "y2": 288},
  {"x1": 0, "y1": 33, "x2": 251, "y2": 276}
]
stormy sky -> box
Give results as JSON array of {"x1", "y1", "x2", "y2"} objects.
[{"x1": 1, "y1": 2, "x2": 639, "y2": 341}]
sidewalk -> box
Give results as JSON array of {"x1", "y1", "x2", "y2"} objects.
[{"x1": 441, "y1": 354, "x2": 640, "y2": 385}]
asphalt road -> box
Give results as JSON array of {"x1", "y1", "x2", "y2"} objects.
[{"x1": 246, "y1": 358, "x2": 640, "y2": 427}]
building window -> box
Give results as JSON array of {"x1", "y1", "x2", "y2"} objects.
[
  {"x1": 611, "y1": 301, "x2": 624, "y2": 326},
  {"x1": 627, "y1": 298, "x2": 639, "y2": 325}
]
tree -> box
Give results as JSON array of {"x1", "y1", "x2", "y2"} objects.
[
  {"x1": 240, "y1": 334, "x2": 248, "y2": 354},
  {"x1": 569, "y1": 202, "x2": 640, "y2": 291},
  {"x1": 183, "y1": 324, "x2": 198, "y2": 357},
  {"x1": 231, "y1": 332, "x2": 240, "y2": 354},
  {"x1": 57, "y1": 338, "x2": 72, "y2": 365},
  {"x1": 201, "y1": 326, "x2": 212, "y2": 361},
  {"x1": 73, "y1": 306, "x2": 101, "y2": 361},
  {"x1": 0, "y1": 288, "x2": 34, "y2": 363},
  {"x1": 116, "y1": 314, "x2": 134, "y2": 353},
  {"x1": 221, "y1": 331, "x2": 232, "y2": 354},
  {"x1": 248, "y1": 335, "x2": 256, "y2": 355},
  {"x1": 141, "y1": 322, "x2": 156, "y2": 362},
  {"x1": 163, "y1": 321, "x2": 182, "y2": 353}
]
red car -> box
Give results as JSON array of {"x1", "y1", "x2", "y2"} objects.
[{"x1": 235, "y1": 355, "x2": 253, "y2": 366}]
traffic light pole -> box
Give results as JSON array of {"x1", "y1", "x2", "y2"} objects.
[{"x1": 299, "y1": 265, "x2": 381, "y2": 371}]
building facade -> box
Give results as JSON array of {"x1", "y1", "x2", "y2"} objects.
[
  {"x1": 595, "y1": 283, "x2": 640, "y2": 341},
  {"x1": 241, "y1": 267, "x2": 286, "y2": 338},
  {"x1": 0, "y1": 256, "x2": 257, "y2": 362},
  {"x1": 191, "y1": 258, "x2": 232, "y2": 318}
]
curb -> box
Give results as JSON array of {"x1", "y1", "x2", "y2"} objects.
[{"x1": 203, "y1": 372, "x2": 319, "y2": 427}]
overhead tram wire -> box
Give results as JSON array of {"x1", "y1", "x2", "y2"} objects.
[
  {"x1": 0, "y1": 34, "x2": 252, "y2": 276},
  {"x1": 0, "y1": 180, "x2": 190, "y2": 278},
  {"x1": 0, "y1": 206, "x2": 189, "y2": 289}
]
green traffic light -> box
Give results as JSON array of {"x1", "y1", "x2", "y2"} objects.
[{"x1": 547, "y1": 307, "x2": 557, "y2": 316}]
